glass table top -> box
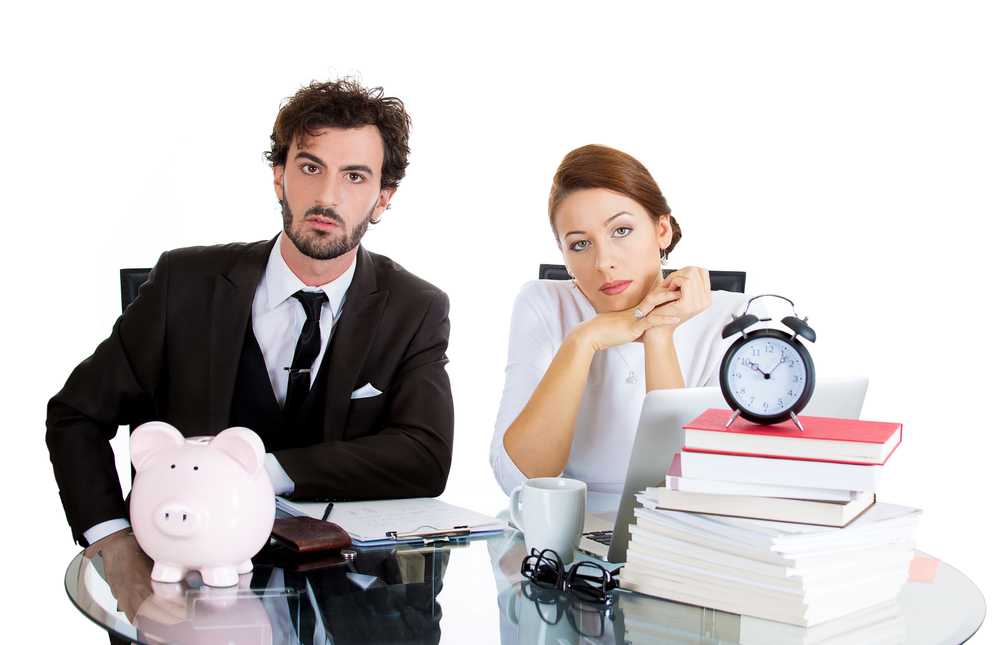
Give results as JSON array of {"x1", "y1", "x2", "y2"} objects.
[{"x1": 66, "y1": 528, "x2": 984, "y2": 645}]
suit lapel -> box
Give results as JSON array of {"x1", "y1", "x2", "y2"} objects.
[
  {"x1": 208, "y1": 237, "x2": 276, "y2": 431},
  {"x1": 323, "y1": 246, "x2": 388, "y2": 440}
]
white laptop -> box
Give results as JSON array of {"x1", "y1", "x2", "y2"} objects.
[{"x1": 580, "y1": 377, "x2": 869, "y2": 564}]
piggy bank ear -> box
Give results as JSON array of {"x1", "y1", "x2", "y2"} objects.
[
  {"x1": 211, "y1": 427, "x2": 265, "y2": 478},
  {"x1": 131, "y1": 422, "x2": 185, "y2": 471}
]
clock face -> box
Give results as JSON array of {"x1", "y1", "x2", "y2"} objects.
[{"x1": 721, "y1": 330, "x2": 815, "y2": 424}]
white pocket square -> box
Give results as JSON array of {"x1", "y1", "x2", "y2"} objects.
[{"x1": 351, "y1": 383, "x2": 383, "y2": 399}]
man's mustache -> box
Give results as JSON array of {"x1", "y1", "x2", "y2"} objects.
[{"x1": 304, "y1": 206, "x2": 346, "y2": 227}]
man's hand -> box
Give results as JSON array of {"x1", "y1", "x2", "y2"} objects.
[
  {"x1": 85, "y1": 528, "x2": 154, "y2": 622},
  {"x1": 134, "y1": 582, "x2": 188, "y2": 628}
]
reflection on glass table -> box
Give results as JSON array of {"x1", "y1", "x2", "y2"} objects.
[
  {"x1": 68, "y1": 529, "x2": 984, "y2": 644},
  {"x1": 490, "y1": 532, "x2": 985, "y2": 645},
  {"x1": 67, "y1": 541, "x2": 449, "y2": 645}
]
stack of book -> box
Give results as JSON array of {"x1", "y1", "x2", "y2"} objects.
[
  {"x1": 738, "y1": 599, "x2": 906, "y2": 645},
  {"x1": 620, "y1": 409, "x2": 920, "y2": 628},
  {"x1": 619, "y1": 591, "x2": 741, "y2": 644},
  {"x1": 620, "y1": 591, "x2": 905, "y2": 645}
]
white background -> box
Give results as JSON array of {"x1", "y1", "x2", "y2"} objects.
[{"x1": 3, "y1": 2, "x2": 997, "y2": 642}]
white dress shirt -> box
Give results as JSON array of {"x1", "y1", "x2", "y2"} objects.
[
  {"x1": 490, "y1": 280, "x2": 765, "y2": 495},
  {"x1": 252, "y1": 234, "x2": 356, "y2": 407},
  {"x1": 83, "y1": 234, "x2": 356, "y2": 545},
  {"x1": 255, "y1": 236, "x2": 355, "y2": 496}
]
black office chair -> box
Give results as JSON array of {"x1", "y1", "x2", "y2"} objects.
[
  {"x1": 120, "y1": 268, "x2": 157, "y2": 434},
  {"x1": 538, "y1": 264, "x2": 746, "y2": 293},
  {"x1": 121, "y1": 268, "x2": 152, "y2": 312}
]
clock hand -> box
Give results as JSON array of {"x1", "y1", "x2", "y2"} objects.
[{"x1": 740, "y1": 359, "x2": 768, "y2": 377}]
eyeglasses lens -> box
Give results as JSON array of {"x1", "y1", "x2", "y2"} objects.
[
  {"x1": 566, "y1": 561, "x2": 611, "y2": 602},
  {"x1": 532, "y1": 551, "x2": 563, "y2": 588}
]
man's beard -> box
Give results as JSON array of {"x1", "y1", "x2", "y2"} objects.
[{"x1": 281, "y1": 196, "x2": 373, "y2": 261}]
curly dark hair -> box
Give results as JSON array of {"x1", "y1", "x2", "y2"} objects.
[
  {"x1": 548, "y1": 144, "x2": 682, "y2": 261},
  {"x1": 265, "y1": 78, "x2": 411, "y2": 191}
]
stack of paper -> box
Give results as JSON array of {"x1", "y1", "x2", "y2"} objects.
[
  {"x1": 276, "y1": 497, "x2": 507, "y2": 547},
  {"x1": 739, "y1": 599, "x2": 905, "y2": 645},
  {"x1": 619, "y1": 592, "x2": 905, "y2": 645},
  {"x1": 620, "y1": 492, "x2": 920, "y2": 628},
  {"x1": 619, "y1": 592, "x2": 740, "y2": 644}
]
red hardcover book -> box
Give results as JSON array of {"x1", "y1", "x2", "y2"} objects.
[{"x1": 682, "y1": 409, "x2": 902, "y2": 465}]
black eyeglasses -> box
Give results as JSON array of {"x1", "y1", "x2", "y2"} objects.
[
  {"x1": 521, "y1": 581, "x2": 615, "y2": 639},
  {"x1": 520, "y1": 548, "x2": 621, "y2": 604}
]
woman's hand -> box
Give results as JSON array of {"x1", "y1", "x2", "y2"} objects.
[
  {"x1": 641, "y1": 267, "x2": 712, "y2": 391},
  {"x1": 645, "y1": 266, "x2": 712, "y2": 333},
  {"x1": 576, "y1": 287, "x2": 682, "y2": 352}
]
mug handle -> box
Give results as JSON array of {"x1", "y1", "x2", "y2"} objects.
[
  {"x1": 506, "y1": 586, "x2": 520, "y2": 626},
  {"x1": 509, "y1": 485, "x2": 524, "y2": 532}
]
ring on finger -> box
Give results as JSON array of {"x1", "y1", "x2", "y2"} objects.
[{"x1": 634, "y1": 308, "x2": 645, "y2": 319}]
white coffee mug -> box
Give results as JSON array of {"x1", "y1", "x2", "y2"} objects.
[{"x1": 509, "y1": 477, "x2": 587, "y2": 563}]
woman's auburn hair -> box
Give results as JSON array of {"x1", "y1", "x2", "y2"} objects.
[{"x1": 547, "y1": 144, "x2": 681, "y2": 259}]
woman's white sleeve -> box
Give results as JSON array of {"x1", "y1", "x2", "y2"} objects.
[{"x1": 490, "y1": 284, "x2": 560, "y2": 495}]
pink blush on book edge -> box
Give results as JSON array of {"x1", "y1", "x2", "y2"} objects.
[{"x1": 909, "y1": 557, "x2": 940, "y2": 582}]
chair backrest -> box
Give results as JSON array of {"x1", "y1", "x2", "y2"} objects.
[
  {"x1": 121, "y1": 268, "x2": 152, "y2": 313},
  {"x1": 119, "y1": 268, "x2": 157, "y2": 439},
  {"x1": 538, "y1": 264, "x2": 746, "y2": 293}
]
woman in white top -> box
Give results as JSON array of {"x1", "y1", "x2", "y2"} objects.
[{"x1": 490, "y1": 145, "x2": 756, "y2": 495}]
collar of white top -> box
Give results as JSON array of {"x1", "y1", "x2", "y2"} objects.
[{"x1": 263, "y1": 232, "x2": 357, "y2": 312}]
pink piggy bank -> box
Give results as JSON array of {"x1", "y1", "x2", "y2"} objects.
[{"x1": 130, "y1": 421, "x2": 275, "y2": 587}]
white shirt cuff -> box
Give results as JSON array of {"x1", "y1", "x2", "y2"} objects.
[
  {"x1": 266, "y1": 453, "x2": 295, "y2": 496},
  {"x1": 83, "y1": 519, "x2": 131, "y2": 546}
]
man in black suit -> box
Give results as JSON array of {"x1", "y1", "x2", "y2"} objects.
[{"x1": 46, "y1": 79, "x2": 454, "y2": 558}]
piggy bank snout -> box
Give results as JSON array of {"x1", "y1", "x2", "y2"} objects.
[{"x1": 154, "y1": 502, "x2": 200, "y2": 536}]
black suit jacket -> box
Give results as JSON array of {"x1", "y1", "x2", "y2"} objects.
[{"x1": 46, "y1": 238, "x2": 454, "y2": 543}]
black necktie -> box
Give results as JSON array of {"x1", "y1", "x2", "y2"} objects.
[{"x1": 285, "y1": 290, "x2": 328, "y2": 418}]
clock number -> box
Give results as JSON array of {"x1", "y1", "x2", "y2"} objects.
[
  {"x1": 778, "y1": 398, "x2": 784, "y2": 407},
  {"x1": 792, "y1": 375, "x2": 799, "y2": 383}
]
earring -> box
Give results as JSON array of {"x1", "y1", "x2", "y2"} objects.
[
  {"x1": 660, "y1": 248, "x2": 669, "y2": 267},
  {"x1": 371, "y1": 203, "x2": 390, "y2": 224}
]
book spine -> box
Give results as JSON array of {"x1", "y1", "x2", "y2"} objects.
[
  {"x1": 656, "y1": 489, "x2": 874, "y2": 527},
  {"x1": 679, "y1": 451, "x2": 882, "y2": 491},
  {"x1": 667, "y1": 474, "x2": 863, "y2": 502}
]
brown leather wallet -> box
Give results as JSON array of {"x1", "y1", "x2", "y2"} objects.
[
  {"x1": 254, "y1": 542, "x2": 352, "y2": 571},
  {"x1": 271, "y1": 516, "x2": 352, "y2": 553}
]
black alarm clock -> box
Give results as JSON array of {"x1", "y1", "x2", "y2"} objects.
[{"x1": 719, "y1": 295, "x2": 816, "y2": 431}]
